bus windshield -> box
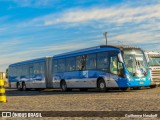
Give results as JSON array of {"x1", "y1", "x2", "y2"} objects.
[
  {"x1": 149, "y1": 57, "x2": 160, "y2": 66},
  {"x1": 123, "y1": 49, "x2": 148, "y2": 77}
]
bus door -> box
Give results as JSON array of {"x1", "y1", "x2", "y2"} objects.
[{"x1": 109, "y1": 52, "x2": 120, "y2": 87}]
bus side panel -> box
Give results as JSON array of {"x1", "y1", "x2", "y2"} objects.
[
  {"x1": 29, "y1": 62, "x2": 47, "y2": 89},
  {"x1": 52, "y1": 74, "x2": 61, "y2": 88},
  {"x1": 9, "y1": 76, "x2": 18, "y2": 88},
  {"x1": 53, "y1": 70, "x2": 113, "y2": 88},
  {"x1": 65, "y1": 71, "x2": 83, "y2": 88},
  {"x1": 9, "y1": 59, "x2": 48, "y2": 89}
]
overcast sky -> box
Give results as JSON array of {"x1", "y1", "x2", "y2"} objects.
[{"x1": 0, "y1": 0, "x2": 160, "y2": 71}]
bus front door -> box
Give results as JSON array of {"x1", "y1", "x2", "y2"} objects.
[{"x1": 109, "y1": 55, "x2": 119, "y2": 87}]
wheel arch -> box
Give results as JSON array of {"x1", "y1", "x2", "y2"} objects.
[
  {"x1": 97, "y1": 77, "x2": 105, "y2": 88},
  {"x1": 60, "y1": 79, "x2": 65, "y2": 87}
]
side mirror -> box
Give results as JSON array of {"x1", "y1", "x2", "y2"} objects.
[{"x1": 118, "y1": 53, "x2": 124, "y2": 63}]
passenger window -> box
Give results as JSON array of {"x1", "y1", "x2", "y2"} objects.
[
  {"x1": 17, "y1": 66, "x2": 21, "y2": 76},
  {"x1": 21, "y1": 65, "x2": 25, "y2": 76},
  {"x1": 25, "y1": 65, "x2": 29, "y2": 76},
  {"x1": 66, "y1": 57, "x2": 76, "y2": 71},
  {"x1": 24, "y1": 65, "x2": 28, "y2": 76},
  {"x1": 40, "y1": 62, "x2": 45, "y2": 74},
  {"x1": 97, "y1": 52, "x2": 109, "y2": 71},
  {"x1": 12, "y1": 67, "x2": 15, "y2": 76},
  {"x1": 76, "y1": 55, "x2": 86, "y2": 70},
  {"x1": 86, "y1": 54, "x2": 96, "y2": 69},
  {"x1": 53, "y1": 60, "x2": 58, "y2": 73},
  {"x1": 14, "y1": 67, "x2": 17, "y2": 76},
  {"x1": 34, "y1": 63, "x2": 40, "y2": 74},
  {"x1": 58, "y1": 59, "x2": 65, "y2": 72},
  {"x1": 29, "y1": 64, "x2": 34, "y2": 75}
]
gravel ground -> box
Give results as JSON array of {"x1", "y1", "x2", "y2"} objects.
[{"x1": 0, "y1": 87, "x2": 160, "y2": 120}]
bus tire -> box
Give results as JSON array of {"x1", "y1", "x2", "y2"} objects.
[
  {"x1": 97, "y1": 79, "x2": 106, "y2": 92},
  {"x1": 22, "y1": 82, "x2": 27, "y2": 91},
  {"x1": 61, "y1": 81, "x2": 68, "y2": 92},
  {"x1": 17, "y1": 82, "x2": 22, "y2": 91}
]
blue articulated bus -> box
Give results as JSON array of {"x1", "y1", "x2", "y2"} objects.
[
  {"x1": 8, "y1": 57, "x2": 53, "y2": 90},
  {"x1": 8, "y1": 45, "x2": 151, "y2": 92},
  {"x1": 52, "y1": 45, "x2": 151, "y2": 91}
]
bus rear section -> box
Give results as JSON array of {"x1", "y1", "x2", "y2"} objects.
[
  {"x1": 145, "y1": 51, "x2": 160, "y2": 88},
  {"x1": 8, "y1": 57, "x2": 52, "y2": 91}
]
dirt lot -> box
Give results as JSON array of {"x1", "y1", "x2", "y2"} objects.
[{"x1": 0, "y1": 87, "x2": 160, "y2": 119}]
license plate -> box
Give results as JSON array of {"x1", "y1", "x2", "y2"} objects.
[{"x1": 139, "y1": 82, "x2": 144, "y2": 84}]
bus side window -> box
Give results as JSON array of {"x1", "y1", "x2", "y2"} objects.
[
  {"x1": 66, "y1": 57, "x2": 76, "y2": 71},
  {"x1": 40, "y1": 62, "x2": 45, "y2": 74},
  {"x1": 86, "y1": 54, "x2": 96, "y2": 70},
  {"x1": 76, "y1": 55, "x2": 86, "y2": 70},
  {"x1": 97, "y1": 52, "x2": 109, "y2": 71},
  {"x1": 17, "y1": 66, "x2": 21, "y2": 77},
  {"x1": 53, "y1": 60, "x2": 58, "y2": 73},
  {"x1": 29, "y1": 64, "x2": 34, "y2": 76},
  {"x1": 58, "y1": 59, "x2": 65, "y2": 72},
  {"x1": 12, "y1": 67, "x2": 14, "y2": 76},
  {"x1": 34, "y1": 62, "x2": 43, "y2": 75}
]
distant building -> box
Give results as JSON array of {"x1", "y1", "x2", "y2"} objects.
[{"x1": 0, "y1": 72, "x2": 6, "y2": 79}]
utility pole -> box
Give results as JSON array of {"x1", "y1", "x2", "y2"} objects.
[{"x1": 104, "y1": 32, "x2": 108, "y2": 45}]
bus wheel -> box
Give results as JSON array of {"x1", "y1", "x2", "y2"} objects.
[
  {"x1": 120, "y1": 87, "x2": 130, "y2": 91},
  {"x1": 61, "y1": 81, "x2": 67, "y2": 92},
  {"x1": 98, "y1": 79, "x2": 106, "y2": 92},
  {"x1": 17, "y1": 82, "x2": 22, "y2": 91},
  {"x1": 22, "y1": 82, "x2": 27, "y2": 91}
]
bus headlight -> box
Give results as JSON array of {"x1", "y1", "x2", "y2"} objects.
[{"x1": 126, "y1": 74, "x2": 133, "y2": 81}]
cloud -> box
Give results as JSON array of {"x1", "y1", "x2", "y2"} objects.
[{"x1": 39, "y1": 4, "x2": 160, "y2": 26}]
